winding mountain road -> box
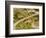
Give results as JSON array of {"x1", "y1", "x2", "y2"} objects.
[{"x1": 14, "y1": 14, "x2": 39, "y2": 26}]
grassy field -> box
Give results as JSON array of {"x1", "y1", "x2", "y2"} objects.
[{"x1": 13, "y1": 8, "x2": 39, "y2": 30}]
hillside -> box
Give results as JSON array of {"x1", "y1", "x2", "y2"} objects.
[{"x1": 13, "y1": 8, "x2": 39, "y2": 30}]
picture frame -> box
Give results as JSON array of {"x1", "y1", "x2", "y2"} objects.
[{"x1": 5, "y1": 1, "x2": 45, "y2": 37}]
